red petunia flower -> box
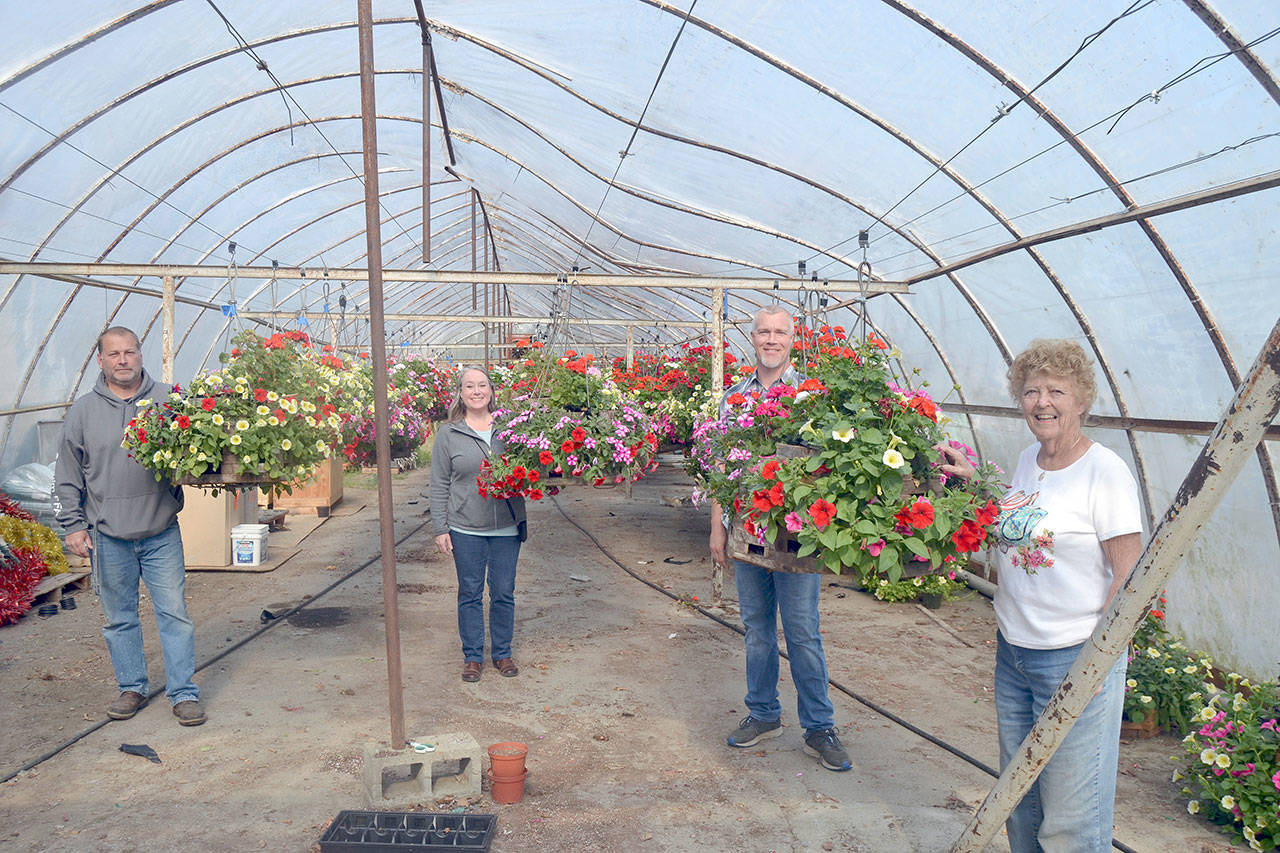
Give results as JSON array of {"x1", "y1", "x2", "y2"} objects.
[
  {"x1": 528, "y1": 489, "x2": 544, "y2": 500},
  {"x1": 539, "y1": 451, "x2": 554, "y2": 465},
  {"x1": 176, "y1": 415, "x2": 191, "y2": 429},
  {"x1": 808, "y1": 498, "x2": 837, "y2": 529},
  {"x1": 751, "y1": 490, "x2": 774, "y2": 513},
  {"x1": 761, "y1": 459, "x2": 781, "y2": 481},
  {"x1": 201, "y1": 397, "x2": 216, "y2": 411},
  {"x1": 560, "y1": 439, "x2": 576, "y2": 453},
  {"x1": 726, "y1": 392, "x2": 748, "y2": 406},
  {"x1": 254, "y1": 388, "x2": 268, "y2": 402},
  {"x1": 571, "y1": 427, "x2": 587, "y2": 443},
  {"x1": 975, "y1": 500, "x2": 998, "y2": 527},
  {"x1": 895, "y1": 498, "x2": 935, "y2": 530},
  {"x1": 768, "y1": 481, "x2": 785, "y2": 506}
]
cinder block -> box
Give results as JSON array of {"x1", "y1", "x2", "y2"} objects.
[{"x1": 362, "y1": 732, "x2": 482, "y2": 807}]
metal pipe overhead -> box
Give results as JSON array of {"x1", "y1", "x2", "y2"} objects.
[
  {"x1": 0, "y1": 262, "x2": 908, "y2": 293},
  {"x1": 237, "y1": 311, "x2": 710, "y2": 329}
]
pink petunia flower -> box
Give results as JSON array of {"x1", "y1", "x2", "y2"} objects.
[{"x1": 784, "y1": 512, "x2": 804, "y2": 533}]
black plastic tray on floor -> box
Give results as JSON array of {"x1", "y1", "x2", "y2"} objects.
[{"x1": 318, "y1": 810, "x2": 496, "y2": 852}]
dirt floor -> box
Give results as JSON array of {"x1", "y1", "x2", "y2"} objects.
[{"x1": 0, "y1": 456, "x2": 1241, "y2": 852}]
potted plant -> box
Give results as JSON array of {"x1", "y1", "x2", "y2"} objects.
[
  {"x1": 687, "y1": 324, "x2": 1003, "y2": 587},
  {"x1": 122, "y1": 330, "x2": 362, "y2": 495}
]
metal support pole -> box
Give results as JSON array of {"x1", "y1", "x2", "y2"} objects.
[
  {"x1": 470, "y1": 190, "x2": 477, "y2": 312},
  {"x1": 626, "y1": 326, "x2": 634, "y2": 372},
  {"x1": 710, "y1": 286, "x2": 726, "y2": 606},
  {"x1": 952, "y1": 314, "x2": 1280, "y2": 851},
  {"x1": 161, "y1": 274, "x2": 175, "y2": 383},
  {"x1": 483, "y1": 215, "x2": 491, "y2": 370},
  {"x1": 421, "y1": 23, "x2": 432, "y2": 264},
  {"x1": 357, "y1": 0, "x2": 405, "y2": 750}
]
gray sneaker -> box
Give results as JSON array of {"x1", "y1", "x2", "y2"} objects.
[
  {"x1": 727, "y1": 715, "x2": 783, "y2": 748},
  {"x1": 107, "y1": 691, "x2": 147, "y2": 720},
  {"x1": 803, "y1": 728, "x2": 851, "y2": 771},
  {"x1": 172, "y1": 700, "x2": 207, "y2": 727}
]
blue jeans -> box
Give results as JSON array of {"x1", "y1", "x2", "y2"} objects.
[
  {"x1": 733, "y1": 560, "x2": 835, "y2": 732},
  {"x1": 995, "y1": 632, "x2": 1126, "y2": 853},
  {"x1": 450, "y1": 531, "x2": 521, "y2": 663},
  {"x1": 93, "y1": 523, "x2": 199, "y2": 704}
]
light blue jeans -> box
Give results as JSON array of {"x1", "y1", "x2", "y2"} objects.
[
  {"x1": 93, "y1": 523, "x2": 199, "y2": 705},
  {"x1": 450, "y1": 531, "x2": 521, "y2": 663},
  {"x1": 733, "y1": 560, "x2": 835, "y2": 732},
  {"x1": 995, "y1": 632, "x2": 1126, "y2": 853}
]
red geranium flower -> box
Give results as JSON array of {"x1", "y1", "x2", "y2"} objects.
[
  {"x1": 808, "y1": 499, "x2": 837, "y2": 529},
  {"x1": 952, "y1": 519, "x2": 988, "y2": 553},
  {"x1": 726, "y1": 392, "x2": 748, "y2": 406},
  {"x1": 560, "y1": 439, "x2": 576, "y2": 453},
  {"x1": 760, "y1": 459, "x2": 781, "y2": 481},
  {"x1": 176, "y1": 415, "x2": 191, "y2": 429},
  {"x1": 538, "y1": 451, "x2": 554, "y2": 465},
  {"x1": 528, "y1": 489, "x2": 544, "y2": 500},
  {"x1": 254, "y1": 388, "x2": 268, "y2": 402},
  {"x1": 571, "y1": 427, "x2": 587, "y2": 443},
  {"x1": 768, "y1": 481, "x2": 785, "y2": 506},
  {"x1": 136, "y1": 429, "x2": 148, "y2": 444},
  {"x1": 975, "y1": 500, "x2": 998, "y2": 526},
  {"x1": 751, "y1": 490, "x2": 774, "y2": 513},
  {"x1": 200, "y1": 397, "x2": 216, "y2": 411},
  {"x1": 895, "y1": 498, "x2": 935, "y2": 530}
]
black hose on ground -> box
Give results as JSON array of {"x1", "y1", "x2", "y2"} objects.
[
  {"x1": 552, "y1": 497, "x2": 1140, "y2": 853},
  {"x1": 1, "y1": 517, "x2": 431, "y2": 784}
]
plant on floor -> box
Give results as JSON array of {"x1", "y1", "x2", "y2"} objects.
[
  {"x1": 871, "y1": 571, "x2": 966, "y2": 603},
  {"x1": 0, "y1": 541, "x2": 47, "y2": 625},
  {"x1": 1176, "y1": 674, "x2": 1280, "y2": 851},
  {"x1": 122, "y1": 330, "x2": 361, "y2": 494},
  {"x1": 1124, "y1": 604, "x2": 1214, "y2": 734},
  {"x1": 686, "y1": 323, "x2": 1003, "y2": 585},
  {"x1": 0, "y1": 512, "x2": 69, "y2": 575}
]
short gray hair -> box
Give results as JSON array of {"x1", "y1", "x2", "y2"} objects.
[{"x1": 751, "y1": 304, "x2": 792, "y2": 334}]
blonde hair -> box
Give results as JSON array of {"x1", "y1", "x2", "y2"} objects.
[
  {"x1": 445, "y1": 366, "x2": 496, "y2": 422},
  {"x1": 1007, "y1": 339, "x2": 1097, "y2": 411}
]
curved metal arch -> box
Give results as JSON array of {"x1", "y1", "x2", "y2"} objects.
[{"x1": 634, "y1": 0, "x2": 1189, "y2": 531}]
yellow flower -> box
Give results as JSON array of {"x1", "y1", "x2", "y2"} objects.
[
  {"x1": 1199, "y1": 748, "x2": 1217, "y2": 765},
  {"x1": 1215, "y1": 753, "x2": 1231, "y2": 769},
  {"x1": 229, "y1": 434, "x2": 242, "y2": 446},
  {"x1": 832, "y1": 427, "x2": 855, "y2": 443},
  {"x1": 1187, "y1": 801, "x2": 1199, "y2": 815},
  {"x1": 882, "y1": 448, "x2": 906, "y2": 469},
  {"x1": 280, "y1": 439, "x2": 292, "y2": 451},
  {"x1": 255, "y1": 419, "x2": 266, "y2": 428},
  {"x1": 315, "y1": 440, "x2": 327, "y2": 453},
  {"x1": 1140, "y1": 695, "x2": 1153, "y2": 704},
  {"x1": 1220, "y1": 795, "x2": 1235, "y2": 811},
  {"x1": 268, "y1": 416, "x2": 280, "y2": 426},
  {"x1": 1183, "y1": 665, "x2": 1198, "y2": 674},
  {"x1": 266, "y1": 391, "x2": 279, "y2": 401},
  {"x1": 211, "y1": 413, "x2": 224, "y2": 426},
  {"x1": 207, "y1": 374, "x2": 221, "y2": 385},
  {"x1": 236, "y1": 419, "x2": 250, "y2": 431},
  {"x1": 153, "y1": 451, "x2": 163, "y2": 463},
  {"x1": 1164, "y1": 667, "x2": 1176, "y2": 675},
  {"x1": 256, "y1": 405, "x2": 270, "y2": 416},
  {"x1": 1146, "y1": 647, "x2": 1161, "y2": 658}
]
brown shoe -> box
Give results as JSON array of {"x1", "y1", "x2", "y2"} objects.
[
  {"x1": 172, "y1": 700, "x2": 207, "y2": 727},
  {"x1": 494, "y1": 658, "x2": 519, "y2": 677},
  {"x1": 461, "y1": 661, "x2": 482, "y2": 682},
  {"x1": 107, "y1": 691, "x2": 147, "y2": 720}
]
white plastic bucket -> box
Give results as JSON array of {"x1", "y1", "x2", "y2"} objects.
[{"x1": 230, "y1": 523, "x2": 269, "y2": 567}]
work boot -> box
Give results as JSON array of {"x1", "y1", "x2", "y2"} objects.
[
  {"x1": 726, "y1": 715, "x2": 783, "y2": 748},
  {"x1": 803, "y1": 727, "x2": 851, "y2": 771},
  {"x1": 172, "y1": 700, "x2": 207, "y2": 727},
  {"x1": 107, "y1": 691, "x2": 147, "y2": 720}
]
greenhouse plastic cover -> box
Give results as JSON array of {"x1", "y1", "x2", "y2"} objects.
[{"x1": 0, "y1": 1, "x2": 1277, "y2": 675}]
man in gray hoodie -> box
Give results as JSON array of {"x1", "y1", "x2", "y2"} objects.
[{"x1": 54, "y1": 327, "x2": 205, "y2": 726}]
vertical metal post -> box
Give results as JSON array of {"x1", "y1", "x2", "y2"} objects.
[
  {"x1": 483, "y1": 214, "x2": 491, "y2": 370},
  {"x1": 952, "y1": 315, "x2": 1280, "y2": 851},
  {"x1": 161, "y1": 274, "x2": 175, "y2": 384},
  {"x1": 710, "y1": 286, "x2": 726, "y2": 605},
  {"x1": 421, "y1": 25, "x2": 432, "y2": 264},
  {"x1": 626, "y1": 326, "x2": 634, "y2": 372},
  {"x1": 357, "y1": 0, "x2": 405, "y2": 750},
  {"x1": 470, "y1": 190, "x2": 477, "y2": 313}
]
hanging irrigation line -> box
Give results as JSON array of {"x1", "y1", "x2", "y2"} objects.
[
  {"x1": 0, "y1": 515, "x2": 432, "y2": 785},
  {"x1": 551, "y1": 495, "x2": 1139, "y2": 853},
  {"x1": 569, "y1": 0, "x2": 699, "y2": 271},
  {"x1": 202, "y1": 0, "x2": 424, "y2": 265}
]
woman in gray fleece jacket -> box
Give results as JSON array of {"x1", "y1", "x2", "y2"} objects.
[{"x1": 430, "y1": 367, "x2": 527, "y2": 683}]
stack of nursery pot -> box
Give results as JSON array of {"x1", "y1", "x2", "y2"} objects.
[{"x1": 487, "y1": 742, "x2": 528, "y2": 804}]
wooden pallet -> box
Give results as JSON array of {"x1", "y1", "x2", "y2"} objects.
[{"x1": 32, "y1": 570, "x2": 90, "y2": 602}]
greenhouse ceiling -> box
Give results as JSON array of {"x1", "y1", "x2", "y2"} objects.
[{"x1": 1, "y1": 2, "x2": 1279, "y2": 664}]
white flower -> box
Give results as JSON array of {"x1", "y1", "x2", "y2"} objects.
[
  {"x1": 236, "y1": 419, "x2": 250, "y2": 432},
  {"x1": 1220, "y1": 795, "x2": 1235, "y2": 811},
  {"x1": 268, "y1": 416, "x2": 280, "y2": 426},
  {"x1": 1126, "y1": 678, "x2": 1137, "y2": 688},
  {"x1": 137, "y1": 398, "x2": 152, "y2": 407},
  {"x1": 266, "y1": 391, "x2": 279, "y2": 401},
  {"x1": 280, "y1": 439, "x2": 292, "y2": 451},
  {"x1": 1200, "y1": 748, "x2": 1217, "y2": 765},
  {"x1": 832, "y1": 427, "x2": 855, "y2": 443},
  {"x1": 229, "y1": 434, "x2": 242, "y2": 446},
  {"x1": 1187, "y1": 800, "x2": 1199, "y2": 814},
  {"x1": 882, "y1": 448, "x2": 905, "y2": 469},
  {"x1": 1146, "y1": 647, "x2": 1161, "y2": 658},
  {"x1": 1140, "y1": 695, "x2": 1153, "y2": 704},
  {"x1": 1171, "y1": 769, "x2": 1184, "y2": 783},
  {"x1": 256, "y1": 405, "x2": 270, "y2": 416},
  {"x1": 1164, "y1": 667, "x2": 1176, "y2": 675},
  {"x1": 1214, "y1": 753, "x2": 1231, "y2": 769},
  {"x1": 211, "y1": 414, "x2": 224, "y2": 426},
  {"x1": 315, "y1": 441, "x2": 327, "y2": 453},
  {"x1": 1199, "y1": 706, "x2": 1216, "y2": 721}
]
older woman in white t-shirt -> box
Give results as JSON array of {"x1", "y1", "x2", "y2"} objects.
[{"x1": 939, "y1": 339, "x2": 1144, "y2": 853}]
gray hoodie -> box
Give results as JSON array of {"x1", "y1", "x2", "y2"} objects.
[
  {"x1": 54, "y1": 369, "x2": 184, "y2": 540},
  {"x1": 429, "y1": 419, "x2": 526, "y2": 536}
]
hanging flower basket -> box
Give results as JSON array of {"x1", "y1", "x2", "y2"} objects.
[{"x1": 173, "y1": 451, "x2": 274, "y2": 487}]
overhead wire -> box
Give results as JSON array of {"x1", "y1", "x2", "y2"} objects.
[{"x1": 804, "y1": 0, "x2": 1160, "y2": 271}]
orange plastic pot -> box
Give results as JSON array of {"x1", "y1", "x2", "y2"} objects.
[
  {"x1": 488, "y1": 769, "x2": 528, "y2": 804},
  {"x1": 487, "y1": 741, "x2": 528, "y2": 777}
]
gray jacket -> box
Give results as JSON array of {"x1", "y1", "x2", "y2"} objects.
[
  {"x1": 54, "y1": 369, "x2": 184, "y2": 540},
  {"x1": 429, "y1": 419, "x2": 526, "y2": 536}
]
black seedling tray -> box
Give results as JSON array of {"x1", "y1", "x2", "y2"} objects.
[{"x1": 319, "y1": 810, "x2": 496, "y2": 852}]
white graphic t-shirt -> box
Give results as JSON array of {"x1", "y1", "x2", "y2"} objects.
[{"x1": 992, "y1": 443, "x2": 1143, "y2": 649}]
